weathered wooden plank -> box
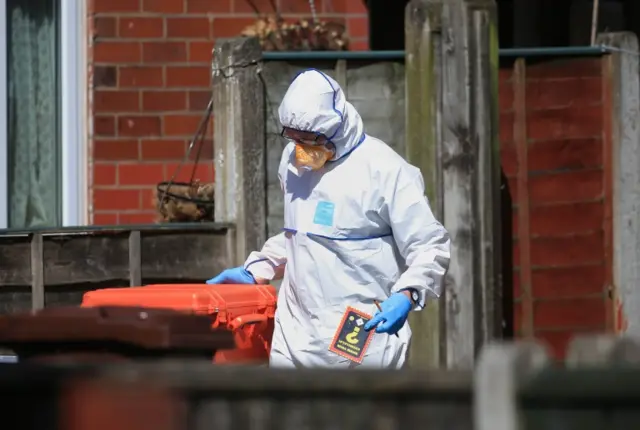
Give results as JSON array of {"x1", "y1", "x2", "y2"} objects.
[
  {"x1": 0, "y1": 237, "x2": 32, "y2": 285},
  {"x1": 188, "y1": 398, "x2": 472, "y2": 430},
  {"x1": 96, "y1": 362, "x2": 473, "y2": 394},
  {"x1": 440, "y1": 0, "x2": 501, "y2": 368},
  {"x1": 513, "y1": 58, "x2": 533, "y2": 338},
  {"x1": 441, "y1": 0, "x2": 477, "y2": 369},
  {"x1": 0, "y1": 289, "x2": 31, "y2": 315},
  {"x1": 140, "y1": 231, "x2": 231, "y2": 282},
  {"x1": 88, "y1": 364, "x2": 473, "y2": 430},
  {"x1": 406, "y1": 0, "x2": 501, "y2": 369},
  {"x1": 0, "y1": 227, "x2": 232, "y2": 287},
  {"x1": 30, "y1": 233, "x2": 45, "y2": 311},
  {"x1": 405, "y1": 0, "x2": 444, "y2": 370},
  {"x1": 471, "y1": 0, "x2": 503, "y2": 347},
  {"x1": 43, "y1": 233, "x2": 130, "y2": 286}
]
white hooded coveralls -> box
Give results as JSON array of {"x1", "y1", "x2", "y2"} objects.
[{"x1": 245, "y1": 69, "x2": 451, "y2": 368}]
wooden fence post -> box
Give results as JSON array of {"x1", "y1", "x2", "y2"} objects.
[
  {"x1": 212, "y1": 37, "x2": 266, "y2": 266},
  {"x1": 128, "y1": 230, "x2": 142, "y2": 287},
  {"x1": 475, "y1": 342, "x2": 550, "y2": 430},
  {"x1": 30, "y1": 233, "x2": 44, "y2": 311},
  {"x1": 596, "y1": 32, "x2": 640, "y2": 336},
  {"x1": 405, "y1": 0, "x2": 502, "y2": 369},
  {"x1": 405, "y1": 0, "x2": 445, "y2": 369},
  {"x1": 440, "y1": 0, "x2": 502, "y2": 368}
]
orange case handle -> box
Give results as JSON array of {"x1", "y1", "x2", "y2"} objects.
[{"x1": 229, "y1": 314, "x2": 268, "y2": 331}]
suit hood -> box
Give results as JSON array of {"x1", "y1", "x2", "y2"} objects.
[{"x1": 278, "y1": 68, "x2": 365, "y2": 160}]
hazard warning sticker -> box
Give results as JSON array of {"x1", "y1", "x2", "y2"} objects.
[{"x1": 328, "y1": 306, "x2": 375, "y2": 364}]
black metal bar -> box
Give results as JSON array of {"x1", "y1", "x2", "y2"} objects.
[
  {"x1": 0, "y1": 222, "x2": 234, "y2": 237},
  {"x1": 262, "y1": 45, "x2": 610, "y2": 61}
]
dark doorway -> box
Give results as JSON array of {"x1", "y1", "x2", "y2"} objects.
[{"x1": 365, "y1": 0, "x2": 411, "y2": 50}]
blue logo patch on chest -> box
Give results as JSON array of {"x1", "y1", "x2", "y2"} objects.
[{"x1": 313, "y1": 201, "x2": 335, "y2": 227}]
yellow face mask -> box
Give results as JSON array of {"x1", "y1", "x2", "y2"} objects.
[{"x1": 295, "y1": 143, "x2": 334, "y2": 171}]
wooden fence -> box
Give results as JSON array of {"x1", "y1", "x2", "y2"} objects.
[
  {"x1": 0, "y1": 223, "x2": 235, "y2": 314},
  {"x1": 3, "y1": 335, "x2": 640, "y2": 430}
]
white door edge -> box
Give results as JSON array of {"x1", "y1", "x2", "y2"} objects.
[{"x1": 61, "y1": 0, "x2": 88, "y2": 226}]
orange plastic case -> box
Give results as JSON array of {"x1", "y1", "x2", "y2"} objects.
[{"x1": 81, "y1": 284, "x2": 276, "y2": 365}]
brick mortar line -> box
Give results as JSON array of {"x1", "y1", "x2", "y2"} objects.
[
  {"x1": 522, "y1": 231, "x2": 611, "y2": 239},
  {"x1": 93, "y1": 137, "x2": 203, "y2": 141},
  {"x1": 95, "y1": 163, "x2": 213, "y2": 166},
  {"x1": 94, "y1": 88, "x2": 212, "y2": 92},
  {"x1": 510, "y1": 199, "x2": 606, "y2": 207},
  {"x1": 94, "y1": 209, "x2": 158, "y2": 211},
  {"x1": 96, "y1": 62, "x2": 213, "y2": 67},
  {"x1": 524, "y1": 263, "x2": 607, "y2": 271},
  {"x1": 97, "y1": 161, "x2": 204, "y2": 164},
  {"x1": 512, "y1": 234, "x2": 607, "y2": 241},
  {"x1": 513, "y1": 293, "x2": 609, "y2": 303},
  {"x1": 93, "y1": 137, "x2": 209, "y2": 139},
  {"x1": 94, "y1": 110, "x2": 210, "y2": 114},
  {"x1": 526, "y1": 166, "x2": 604, "y2": 174},
  {"x1": 528, "y1": 326, "x2": 608, "y2": 333},
  {"x1": 503, "y1": 136, "x2": 605, "y2": 143},
  {"x1": 92, "y1": 12, "x2": 368, "y2": 18},
  {"x1": 93, "y1": 36, "x2": 368, "y2": 42},
  {"x1": 520, "y1": 77, "x2": 606, "y2": 82},
  {"x1": 96, "y1": 60, "x2": 365, "y2": 66},
  {"x1": 512, "y1": 262, "x2": 606, "y2": 271},
  {"x1": 94, "y1": 112, "x2": 211, "y2": 116},
  {"x1": 96, "y1": 38, "x2": 217, "y2": 41},
  {"x1": 504, "y1": 173, "x2": 603, "y2": 181},
  {"x1": 94, "y1": 161, "x2": 212, "y2": 165},
  {"x1": 96, "y1": 187, "x2": 210, "y2": 191}
]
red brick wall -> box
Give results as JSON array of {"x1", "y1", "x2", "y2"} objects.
[
  {"x1": 88, "y1": 0, "x2": 370, "y2": 225},
  {"x1": 499, "y1": 57, "x2": 613, "y2": 359}
]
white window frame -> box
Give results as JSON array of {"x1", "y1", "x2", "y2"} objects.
[{"x1": 0, "y1": 0, "x2": 88, "y2": 229}]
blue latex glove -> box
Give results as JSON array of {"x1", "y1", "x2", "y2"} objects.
[
  {"x1": 364, "y1": 293, "x2": 413, "y2": 335},
  {"x1": 206, "y1": 267, "x2": 256, "y2": 285}
]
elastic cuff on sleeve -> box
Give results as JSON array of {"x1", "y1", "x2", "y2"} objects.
[{"x1": 244, "y1": 258, "x2": 276, "y2": 281}]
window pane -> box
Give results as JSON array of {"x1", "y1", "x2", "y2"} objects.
[{"x1": 6, "y1": 0, "x2": 60, "y2": 229}]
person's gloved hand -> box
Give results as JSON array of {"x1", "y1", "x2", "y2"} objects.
[
  {"x1": 364, "y1": 293, "x2": 413, "y2": 335},
  {"x1": 206, "y1": 267, "x2": 256, "y2": 285}
]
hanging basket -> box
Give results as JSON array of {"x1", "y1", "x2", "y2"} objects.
[
  {"x1": 155, "y1": 97, "x2": 215, "y2": 223},
  {"x1": 155, "y1": 181, "x2": 214, "y2": 223}
]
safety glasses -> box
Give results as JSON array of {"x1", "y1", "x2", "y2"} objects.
[{"x1": 281, "y1": 127, "x2": 328, "y2": 146}]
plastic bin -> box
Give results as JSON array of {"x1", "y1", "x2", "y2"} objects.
[{"x1": 82, "y1": 284, "x2": 277, "y2": 365}]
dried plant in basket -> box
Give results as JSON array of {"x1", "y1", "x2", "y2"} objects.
[
  {"x1": 155, "y1": 180, "x2": 215, "y2": 223},
  {"x1": 155, "y1": 94, "x2": 214, "y2": 224},
  {"x1": 241, "y1": 15, "x2": 349, "y2": 51}
]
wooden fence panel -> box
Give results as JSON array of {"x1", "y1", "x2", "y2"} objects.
[{"x1": 0, "y1": 224, "x2": 234, "y2": 314}]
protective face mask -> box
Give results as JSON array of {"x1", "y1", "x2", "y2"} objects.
[{"x1": 294, "y1": 143, "x2": 334, "y2": 171}]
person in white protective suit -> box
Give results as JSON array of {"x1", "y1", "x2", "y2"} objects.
[{"x1": 207, "y1": 68, "x2": 450, "y2": 369}]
